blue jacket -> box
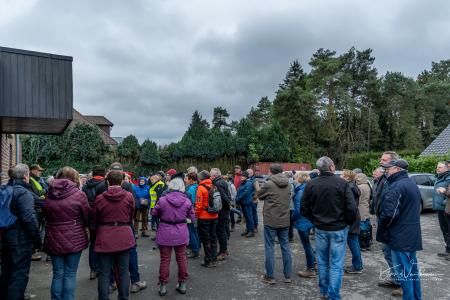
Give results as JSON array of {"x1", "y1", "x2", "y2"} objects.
[
  {"x1": 292, "y1": 183, "x2": 314, "y2": 232},
  {"x1": 433, "y1": 171, "x2": 450, "y2": 211},
  {"x1": 376, "y1": 171, "x2": 423, "y2": 252},
  {"x1": 133, "y1": 177, "x2": 150, "y2": 209},
  {"x1": 186, "y1": 183, "x2": 198, "y2": 205},
  {"x1": 236, "y1": 178, "x2": 254, "y2": 205}
]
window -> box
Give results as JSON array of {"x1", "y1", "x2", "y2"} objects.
[{"x1": 412, "y1": 175, "x2": 432, "y2": 186}]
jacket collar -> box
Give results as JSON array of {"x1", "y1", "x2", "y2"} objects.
[
  {"x1": 386, "y1": 170, "x2": 408, "y2": 182},
  {"x1": 319, "y1": 171, "x2": 334, "y2": 177},
  {"x1": 437, "y1": 171, "x2": 450, "y2": 180}
]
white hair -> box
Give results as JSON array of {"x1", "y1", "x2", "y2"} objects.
[
  {"x1": 210, "y1": 168, "x2": 221, "y2": 177},
  {"x1": 187, "y1": 166, "x2": 198, "y2": 174},
  {"x1": 168, "y1": 177, "x2": 185, "y2": 193},
  {"x1": 10, "y1": 163, "x2": 30, "y2": 179}
]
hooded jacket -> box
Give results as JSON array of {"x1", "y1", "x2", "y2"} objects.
[
  {"x1": 213, "y1": 176, "x2": 232, "y2": 216},
  {"x1": 133, "y1": 177, "x2": 150, "y2": 209},
  {"x1": 43, "y1": 179, "x2": 90, "y2": 255},
  {"x1": 82, "y1": 177, "x2": 107, "y2": 206},
  {"x1": 195, "y1": 179, "x2": 218, "y2": 220},
  {"x1": 152, "y1": 191, "x2": 195, "y2": 246},
  {"x1": 91, "y1": 186, "x2": 135, "y2": 253},
  {"x1": 376, "y1": 170, "x2": 422, "y2": 252},
  {"x1": 301, "y1": 172, "x2": 357, "y2": 231},
  {"x1": 292, "y1": 183, "x2": 314, "y2": 232},
  {"x1": 257, "y1": 173, "x2": 291, "y2": 228},
  {"x1": 236, "y1": 178, "x2": 254, "y2": 205},
  {"x1": 433, "y1": 171, "x2": 450, "y2": 211},
  {"x1": 356, "y1": 173, "x2": 371, "y2": 221}
]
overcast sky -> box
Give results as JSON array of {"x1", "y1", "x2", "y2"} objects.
[{"x1": 2, "y1": 0, "x2": 450, "y2": 144}]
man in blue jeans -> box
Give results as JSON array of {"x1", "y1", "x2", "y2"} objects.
[
  {"x1": 301, "y1": 157, "x2": 357, "y2": 300},
  {"x1": 377, "y1": 159, "x2": 423, "y2": 299},
  {"x1": 236, "y1": 171, "x2": 256, "y2": 237},
  {"x1": 257, "y1": 164, "x2": 292, "y2": 284}
]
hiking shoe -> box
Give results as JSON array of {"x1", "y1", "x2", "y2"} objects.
[
  {"x1": 201, "y1": 262, "x2": 215, "y2": 268},
  {"x1": 31, "y1": 253, "x2": 42, "y2": 261},
  {"x1": 260, "y1": 275, "x2": 276, "y2": 285},
  {"x1": 437, "y1": 252, "x2": 449, "y2": 257},
  {"x1": 344, "y1": 266, "x2": 363, "y2": 274},
  {"x1": 297, "y1": 269, "x2": 316, "y2": 278},
  {"x1": 89, "y1": 271, "x2": 98, "y2": 280},
  {"x1": 284, "y1": 278, "x2": 292, "y2": 283},
  {"x1": 391, "y1": 288, "x2": 403, "y2": 297},
  {"x1": 245, "y1": 232, "x2": 255, "y2": 238},
  {"x1": 217, "y1": 253, "x2": 227, "y2": 261},
  {"x1": 159, "y1": 284, "x2": 167, "y2": 296},
  {"x1": 188, "y1": 253, "x2": 200, "y2": 259},
  {"x1": 378, "y1": 279, "x2": 400, "y2": 288},
  {"x1": 131, "y1": 281, "x2": 147, "y2": 293},
  {"x1": 176, "y1": 282, "x2": 187, "y2": 294}
]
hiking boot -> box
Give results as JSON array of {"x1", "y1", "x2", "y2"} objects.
[
  {"x1": 159, "y1": 284, "x2": 167, "y2": 296},
  {"x1": 31, "y1": 253, "x2": 42, "y2": 261},
  {"x1": 297, "y1": 269, "x2": 316, "y2": 278},
  {"x1": 437, "y1": 252, "x2": 449, "y2": 257},
  {"x1": 245, "y1": 232, "x2": 255, "y2": 238},
  {"x1": 284, "y1": 278, "x2": 292, "y2": 283},
  {"x1": 378, "y1": 279, "x2": 399, "y2": 288},
  {"x1": 260, "y1": 275, "x2": 276, "y2": 285},
  {"x1": 391, "y1": 288, "x2": 403, "y2": 297},
  {"x1": 176, "y1": 282, "x2": 187, "y2": 294},
  {"x1": 241, "y1": 231, "x2": 249, "y2": 236},
  {"x1": 188, "y1": 252, "x2": 200, "y2": 259},
  {"x1": 130, "y1": 281, "x2": 147, "y2": 293},
  {"x1": 344, "y1": 266, "x2": 363, "y2": 274},
  {"x1": 89, "y1": 271, "x2": 98, "y2": 280}
]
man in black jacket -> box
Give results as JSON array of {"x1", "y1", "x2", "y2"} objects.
[
  {"x1": 211, "y1": 168, "x2": 232, "y2": 261},
  {"x1": 0, "y1": 164, "x2": 41, "y2": 300},
  {"x1": 301, "y1": 157, "x2": 357, "y2": 300}
]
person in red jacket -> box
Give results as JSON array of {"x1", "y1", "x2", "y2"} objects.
[
  {"x1": 43, "y1": 167, "x2": 90, "y2": 300},
  {"x1": 196, "y1": 170, "x2": 219, "y2": 268},
  {"x1": 91, "y1": 171, "x2": 135, "y2": 300}
]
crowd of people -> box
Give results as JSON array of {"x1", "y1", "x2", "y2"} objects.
[{"x1": 0, "y1": 152, "x2": 449, "y2": 300}]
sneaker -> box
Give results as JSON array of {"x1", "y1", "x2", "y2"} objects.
[
  {"x1": 245, "y1": 232, "x2": 255, "y2": 238},
  {"x1": 297, "y1": 269, "x2": 316, "y2": 278},
  {"x1": 89, "y1": 271, "x2": 98, "y2": 280},
  {"x1": 391, "y1": 288, "x2": 403, "y2": 297},
  {"x1": 284, "y1": 278, "x2": 292, "y2": 283},
  {"x1": 131, "y1": 281, "x2": 147, "y2": 293},
  {"x1": 188, "y1": 253, "x2": 200, "y2": 259},
  {"x1": 260, "y1": 275, "x2": 276, "y2": 285},
  {"x1": 437, "y1": 252, "x2": 449, "y2": 257},
  {"x1": 159, "y1": 283, "x2": 167, "y2": 296},
  {"x1": 176, "y1": 281, "x2": 187, "y2": 294},
  {"x1": 344, "y1": 266, "x2": 363, "y2": 274},
  {"x1": 31, "y1": 253, "x2": 42, "y2": 261}
]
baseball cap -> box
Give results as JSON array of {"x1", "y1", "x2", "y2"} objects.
[
  {"x1": 109, "y1": 162, "x2": 124, "y2": 171},
  {"x1": 166, "y1": 169, "x2": 177, "y2": 176},
  {"x1": 30, "y1": 164, "x2": 44, "y2": 171},
  {"x1": 381, "y1": 159, "x2": 409, "y2": 170}
]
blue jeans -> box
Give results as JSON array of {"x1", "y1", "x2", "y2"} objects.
[
  {"x1": 129, "y1": 244, "x2": 140, "y2": 284},
  {"x1": 242, "y1": 203, "x2": 255, "y2": 233},
  {"x1": 381, "y1": 243, "x2": 399, "y2": 283},
  {"x1": 51, "y1": 251, "x2": 82, "y2": 300},
  {"x1": 298, "y1": 229, "x2": 315, "y2": 270},
  {"x1": 347, "y1": 233, "x2": 363, "y2": 270},
  {"x1": 391, "y1": 250, "x2": 422, "y2": 300},
  {"x1": 252, "y1": 202, "x2": 258, "y2": 227},
  {"x1": 315, "y1": 227, "x2": 348, "y2": 300},
  {"x1": 264, "y1": 226, "x2": 292, "y2": 279},
  {"x1": 188, "y1": 223, "x2": 200, "y2": 254}
]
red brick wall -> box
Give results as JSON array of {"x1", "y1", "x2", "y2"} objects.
[{"x1": 0, "y1": 134, "x2": 17, "y2": 184}]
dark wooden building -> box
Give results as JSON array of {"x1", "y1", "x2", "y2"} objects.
[{"x1": 0, "y1": 46, "x2": 73, "y2": 182}]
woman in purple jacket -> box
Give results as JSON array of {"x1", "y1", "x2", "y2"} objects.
[
  {"x1": 152, "y1": 176, "x2": 196, "y2": 296},
  {"x1": 43, "y1": 167, "x2": 90, "y2": 300}
]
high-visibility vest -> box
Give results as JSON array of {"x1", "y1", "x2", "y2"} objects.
[
  {"x1": 30, "y1": 177, "x2": 45, "y2": 199},
  {"x1": 149, "y1": 181, "x2": 165, "y2": 208}
]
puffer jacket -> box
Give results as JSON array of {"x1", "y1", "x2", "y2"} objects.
[
  {"x1": 133, "y1": 177, "x2": 150, "y2": 209},
  {"x1": 376, "y1": 170, "x2": 422, "y2": 252},
  {"x1": 257, "y1": 173, "x2": 291, "y2": 228},
  {"x1": 43, "y1": 179, "x2": 90, "y2": 255},
  {"x1": 195, "y1": 179, "x2": 218, "y2": 220},
  {"x1": 356, "y1": 173, "x2": 371, "y2": 221},
  {"x1": 433, "y1": 171, "x2": 450, "y2": 211}
]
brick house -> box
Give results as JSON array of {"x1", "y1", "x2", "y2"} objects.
[
  {"x1": 0, "y1": 134, "x2": 18, "y2": 184},
  {"x1": 71, "y1": 109, "x2": 118, "y2": 146}
]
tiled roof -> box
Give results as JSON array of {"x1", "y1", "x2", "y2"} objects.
[
  {"x1": 420, "y1": 123, "x2": 450, "y2": 156},
  {"x1": 71, "y1": 110, "x2": 118, "y2": 146},
  {"x1": 83, "y1": 116, "x2": 113, "y2": 126}
]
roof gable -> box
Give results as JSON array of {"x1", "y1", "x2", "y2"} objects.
[{"x1": 420, "y1": 123, "x2": 450, "y2": 156}]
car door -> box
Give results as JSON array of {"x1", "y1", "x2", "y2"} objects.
[{"x1": 411, "y1": 175, "x2": 434, "y2": 210}]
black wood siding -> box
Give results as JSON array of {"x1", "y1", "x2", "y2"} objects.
[{"x1": 0, "y1": 46, "x2": 73, "y2": 134}]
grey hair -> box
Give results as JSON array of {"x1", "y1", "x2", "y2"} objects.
[
  {"x1": 210, "y1": 168, "x2": 221, "y2": 177},
  {"x1": 198, "y1": 170, "x2": 210, "y2": 181},
  {"x1": 438, "y1": 161, "x2": 449, "y2": 169},
  {"x1": 10, "y1": 163, "x2": 30, "y2": 180},
  {"x1": 247, "y1": 169, "x2": 254, "y2": 177},
  {"x1": 187, "y1": 166, "x2": 198, "y2": 174},
  {"x1": 168, "y1": 177, "x2": 185, "y2": 193},
  {"x1": 269, "y1": 163, "x2": 283, "y2": 175},
  {"x1": 382, "y1": 151, "x2": 399, "y2": 160},
  {"x1": 316, "y1": 156, "x2": 334, "y2": 173},
  {"x1": 375, "y1": 167, "x2": 385, "y2": 174}
]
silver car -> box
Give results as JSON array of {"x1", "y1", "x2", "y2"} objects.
[{"x1": 408, "y1": 173, "x2": 436, "y2": 212}]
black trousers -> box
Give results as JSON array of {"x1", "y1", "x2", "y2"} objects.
[
  {"x1": 437, "y1": 210, "x2": 450, "y2": 252},
  {"x1": 197, "y1": 219, "x2": 218, "y2": 263},
  {"x1": 216, "y1": 214, "x2": 230, "y2": 253},
  {"x1": 97, "y1": 250, "x2": 130, "y2": 300},
  {"x1": 0, "y1": 237, "x2": 34, "y2": 300}
]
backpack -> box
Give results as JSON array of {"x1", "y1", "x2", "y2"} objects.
[
  {"x1": 201, "y1": 184, "x2": 222, "y2": 213},
  {"x1": 0, "y1": 185, "x2": 18, "y2": 228}
]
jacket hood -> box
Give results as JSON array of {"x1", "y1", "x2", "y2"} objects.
[
  {"x1": 103, "y1": 186, "x2": 128, "y2": 202},
  {"x1": 268, "y1": 173, "x2": 289, "y2": 188},
  {"x1": 138, "y1": 176, "x2": 148, "y2": 186},
  {"x1": 355, "y1": 173, "x2": 369, "y2": 185},
  {"x1": 165, "y1": 191, "x2": 189, "y2": 208},
  {"x1": 86, "y1": 178, "x2": 105, "y2": 188},
  {"x1": 199, "y1": 178, "x2": 212, "y2": 187},
  {"x1": 48, "y1": 179, "x2": 79, "y2": 200}
]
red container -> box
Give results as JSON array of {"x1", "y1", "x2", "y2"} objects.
[{"x1": 249, "y1": 162, "x2": 311, "y2": 175}]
